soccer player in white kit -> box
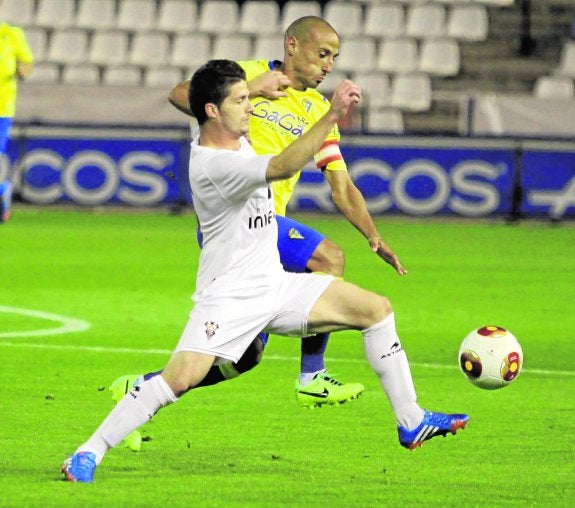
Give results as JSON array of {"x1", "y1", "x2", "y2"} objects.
[{"x1": 61, "y1": 60, "x2": 469, "y2": 483}]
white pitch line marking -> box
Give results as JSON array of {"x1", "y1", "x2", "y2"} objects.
[
  {"x1": 0, "y1": 305, "x2": 91, "y2": 338},
  {"x1": 0, "y1": 341, "x2": 572, "y2": 377}
]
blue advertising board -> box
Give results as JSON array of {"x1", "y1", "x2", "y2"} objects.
[
  {"x1": 0, "y1": 136, "x2": 189, "y2": 206},
  {"x1": 1, "y1": 132, "x2": 573, "y2": 218},
  {"x1": 292, "y1": 146, "x2": 516, "y2": 217},
  {"x1": 522, "y1": 149, "x2": 575, "y2": 219}
]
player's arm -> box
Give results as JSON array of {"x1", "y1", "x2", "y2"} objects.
[
  {"x1": 325, "y1": 163, "x2": 407, "y2": 276},
  {"x1": 168, "y1": 71, "x2": 291, "y2": 116},
  {"x1": 266, "y1": 81, "x2": 359, "y2": 182},
  {"x1": 16, "y1": 61, "x2": 34, "y2": 80}
]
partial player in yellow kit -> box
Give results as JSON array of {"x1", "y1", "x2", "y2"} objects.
[{"x1": 239, "y1": 59, "x2": 346, "y2": 217}]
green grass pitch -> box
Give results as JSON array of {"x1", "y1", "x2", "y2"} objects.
[{"x1": 1, "y1": 207, "x2": 574, "y2": 507}]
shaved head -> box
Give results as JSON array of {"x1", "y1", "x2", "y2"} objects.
[{"x1": 285, "y1": 16, "x2": 337, "y2": 45}]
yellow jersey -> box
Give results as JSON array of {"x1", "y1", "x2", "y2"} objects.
[
  {"x1": 238, "y1": 60, "x2": 347, "y2": 216},
  {"x1": 0, "y1": 23, "x2": 34, "y2": 117}
]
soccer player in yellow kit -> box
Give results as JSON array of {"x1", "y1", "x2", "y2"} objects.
[
  {"x1": 109, "y1": 19, "x2": 407, "y2": 444},
  {"x1": 0, "y1": 17, "x2": 34, "y2": 222}
]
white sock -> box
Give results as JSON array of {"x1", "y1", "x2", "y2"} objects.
[
  {"x1": 362, "y1": 313, "x2": 425, "y2": 429},
  {"x1": 298, "y1": 369, "x2": 325, "y2": 386},
  {"x1": 77, "y1": 375, "x2": 177, "y2": 464}
]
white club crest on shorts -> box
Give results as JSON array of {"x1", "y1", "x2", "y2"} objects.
[{"x1": 204, "y1": 321, "x2": 219, "y2": 340}]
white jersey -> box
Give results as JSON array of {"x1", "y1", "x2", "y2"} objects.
[{"x1": 189, "y1": 136, "x2": 281, "y2": 301}]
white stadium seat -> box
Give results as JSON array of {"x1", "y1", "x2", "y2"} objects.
[
  {"x1": 198, "y1": 0, "x2": 240, "y2": 34},
  {"x1": 324, "y1": 1, "x2": 364, "y2": 38},
  {"x1": 47, "y1": 29, "x2": 89, "y2": 65},
  {"x1": 418, "y1": 37, "x2": 460, "y2": 77},
  {"x1": 103, "y1": 66, "x2": 142, "y2": 87},
  {"x1": 157, "y1": 0, "x2": 198, "y2": 33},
  {"x1": 212, "y1": 34, "x2": 253, "y2": 62},
  {"x1": 35, "y1": 0, "x2": 76, "y2": 28},
  {"x1": 62, "y1": 64, "x2": 101, "y2": 86},
  {"x1": 377, "y1": 37, "x2": 419, "y2": 74},
  {"x1": 253, "y1": 34, "x2": 285, "y2": 62},
  {"x1": 170, "y1": 33, "x2": 212, "y2": 70},
  {"x1": 89, "y1": 31, "x2": 130, "y2": 66},
  {"x1": 365, "y1": 108, "x2": 404, "y2": 134},
  {"x1": 144, "y1": 66, "x2": 185, "y2": 89},
  {"x1": 117, "y1": 0, "x2": 157, "y2": 32},
  {"x1": 128, "y1": 32, "x2": 171, "y2": 67},
  {"x1": 76, "y1": 0, "x2": 117, "y2": 31},
  {"x1": 447, "y1": 4, "x2": 489, "y2": 42},
  {"x1": 240, "y1": 1, "x2": 281, "y2": 35},
  {"x1": 365, "y1": 4, "x2": 406, "y2": 40},
  {"x1": 390, "y1": 72, "x2": 432, "y2": 112},
  {"x1": 533, "y1": 76, "x2": 575, "y2": 100},
  {"x1": 2, "y1": 0, "x2": 36, "y2": 25},
  {"x1": 354, "y1": 72, "x2": 392, "y2": 110},
  {"x1": 406, "y1": 3, "x2": 446, "y2": 39}
]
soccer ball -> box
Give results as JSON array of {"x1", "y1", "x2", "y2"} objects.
[{"x1": 458, "y1": 326, "x2": 523, "y2": 390}]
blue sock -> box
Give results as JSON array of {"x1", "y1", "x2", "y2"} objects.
[{"x1": 300, "y1": 333, "x2": 329, "y2": 374}]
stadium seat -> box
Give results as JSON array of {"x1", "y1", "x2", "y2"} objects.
[
  {"x1": 406, "y1": 3, "x2": 446, "y2": 39},
  {"x1": 390, "y1": 72, "x2": 432, "y2": 112},
  {"x1": 253, "y1": 34, "x2": 285, "y2": 62},
  {"x1": 418, "y1": 37, "x2": 460, "y2": 77},
  {"x1": 556, "y1": 41, "x2": 575, "y2": 79},
  {"x1": 354, "y1": 72, "x2": 392, "y2": 110},
  {"x1": 128, "y1": 32, "x2": 171, "y2": 67},
  {"x1": 76, "y1": 0, "x2": 117, "y2": 31},
  {"x1": 240, "y1": 1, "x2": 281, "y2": 35},
  {"x1": 23, "y1": 27, "x2": 49, "y2": 62},
  {"x1": 198, "y1": 0, "x2": 240, "y2": 34},
  {"x1": 24, "y1": 62, "x2": 60, "y2": 84},
  {"x1": 281, "y1": 1, "x2": 322, "y2": 31},
  {"x1": 377, "y1": 37, "x2": 419, "y2": 74},
  {"x1": 533, "y1": 75, "x2": 575, "y2": 99},
  {"x1": 212, "y1": 34, "x2": 253, "y2": 62},
  {"x1": 335, "y1": 38, "x2": 377, "y2": 74},
  {"x1": 35, "y1": 0, "x2": 76, "y2": 29},
  {"x1": 102, "y1": 66, "x2": 143, "y2": 87},
  {"x1": 89, "y1": 31, "x2": 130, "y2": 66},
  {"x1": 117, "y1": 0, "x2": 157, "y2": 33},
  {"x1": 324, "y1": 1, "x2": 364, "y2": 38},
  {"x1": 156, "y1": 0, "x2": 198, "y2": 33},
  {"x1": 62, "y1": 64, "x2": 101, "y2": 86},
  {"x1": 447, "y1": 4, "x2": 489, "y2": 42},
  {"x1": 365, "y1": 108, "x2": 404, "y2": 134},
  {"x1": 144, "y1": 66, "x2": 184, "y2": 89},
  {"x1": 364, "y1": 3, "x2": 406, "y2": 40},
  {"x1": 47, "y1": 29, "x2": 89, "y2": 65},
  {"x1": 171, "y1": 33, "x2": 212, "y2": 70},
  {"x1": 2, "y1": 0, "x2": 36, "y2": 26}
]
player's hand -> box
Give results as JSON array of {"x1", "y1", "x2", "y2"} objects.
[
  {"x1": 329, "y1": 80, "x2": 362, "y2": 120},
  {"x1": 369, "y1": 236, "x2": 408, "y2": 276},
  {"x1": 249, "y1": 70, "x2": 291, "y2": 99}
]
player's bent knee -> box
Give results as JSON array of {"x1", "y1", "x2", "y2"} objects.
[
  {"x1": 372, "y1": 295, "x2": 393, "y2": 324},
  {"x1": 308, "y1": 239, "x2": 345, "y2": 276},
  {"x1": 234, "y1": 336, "x2": 264, "y2": 373}
]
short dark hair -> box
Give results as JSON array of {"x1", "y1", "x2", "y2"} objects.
[{"x1": 189, "y1": 60, "x2": 246, "y2": 125}]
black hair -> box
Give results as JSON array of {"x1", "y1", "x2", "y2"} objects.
[{"x1": 189, "y1": 60, "x2": 246, "y2": 125}]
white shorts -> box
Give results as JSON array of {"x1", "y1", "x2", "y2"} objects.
[{"x1": 174, "y1": 272, "x2": 335, "y2": 362}]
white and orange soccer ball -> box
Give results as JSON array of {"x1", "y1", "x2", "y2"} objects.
[{"x1": 458, "y1": 326, "x2": 523, "y2": 390}]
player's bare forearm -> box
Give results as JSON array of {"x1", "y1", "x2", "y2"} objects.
[
  {"x1": 168, "y1": 80, "x2": 193, "y2": 116},
  {"x1": 17, "y1": 62, "x2": 34, "y2": 80},
  {"x1": 328, "y1": 173, "x2": 407, "y2": 276}
]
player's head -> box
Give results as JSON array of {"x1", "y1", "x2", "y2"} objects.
[
  {"x1": 189, "y1": 59, "x2": 247, "y2": 125},
  {"x1": 284, "y1": 16, "x2": 340, "y2": 90}
]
